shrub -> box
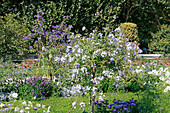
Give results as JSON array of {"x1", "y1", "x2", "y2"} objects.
[
  {"x1": 119, "y1": 22, "x2": 139, "y2": 42},
  {"x1": 19, "y1": 76, "x2": 53, "y2": 100},
  {"x1": 149, "y1": 24, "x2": 170, "y2": 56},
  {"x1": 0, "y1": 14, "x2": 30, "y2": 58}
]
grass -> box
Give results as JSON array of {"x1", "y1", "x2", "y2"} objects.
[{"x1": 2, "y1": 91, "x2": 170, "y2": 113}]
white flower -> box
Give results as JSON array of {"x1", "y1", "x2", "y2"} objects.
[
  {"x1": 72, "y1": 101, "x2": 77, "y2": 109},
  {"x1": 80, "y1": 102, "x2": 85, "y2": 108},
  {"x1": 68, "y1": 57, "x2": 74, "y2": 62},
  {"x1": 159, "y1": 76, "x2": 165, "y2": 81},
  {"x1": 82, "y1": 26, "x2": 86, "y2": 31},
  {"x1": 77, "y1": 48, "x2": 84, "y2": 54},
  {"x1": 14, "y1": 107, "x2": 20, "y2": 112},
  {"x1": 98, "y1": 95, "x2": 104, "y2": 101},
  {"x1": 85, "y1": 86, "x2": 91, "y2": 91},
  {"x1": 20, "y1": 109, "x2": 24, "y2": 113},
  {"x1": 102, "y1": 70, "x2": 110, "y2": 76},
  {"x1": 47, "y1": 106, "x2": 51, "y2": 112},
  {"x1": 61, "y1": 56, "x2": 66, "y2": 62},
  {"x1": 66, "y1": 46, "x2": 72, "y2": 52},
  {"x1": 49, "y1": 54, "x2": 52, "y2": 59},
  {"x1": 163, "y1": 87, "x2": 169, "y2": 93},
  {"x1": 135, "y1": 69, "x2": 143, "y2": 73},
  {"x1": 101, "y1": 51, "x2": 107, "y2": 57},
  {"x1": 42, "y1": 46, "x2": 45, "y2": 51},
  {"x1": 81, "y1": 67, "x2": 87, "y2": 73},
  {"x1": 0, "y1": 103, "x2": 4, "y2": 107},
  {"x1": 34, "y1": 96, "x2": 36, "y2": 100},
  {"x1": 25, "y1": 107, "x2": 30, "y2": 110},
  {"x1": 12, "y1": 93, "x2": 18, "y2": 98},
  {"x1": 42, "y1": 105, "x2": 46, "y2": 108},
  {"x1": 54, "y1": 57, "x2": 60, "y2": 62},
  {"x1": 72, "y1": 69, "x2": 79, "y2": 74},
  {"x1": 165, "y1": 80, "x2": 170, "y2": 84},
  {"x1": 114, "y1": 27, "x2": 121, "y2": 32},
  {"x1": 36, "y1": 103, "x2": 41, "y2": 107},
  {"x1": 22, "y1": 101, "x2": 27, "y2": 106}
]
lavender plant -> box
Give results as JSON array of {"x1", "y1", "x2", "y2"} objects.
[{"x1": 19, "y1": 76, "x2": 53, "y2": 100}]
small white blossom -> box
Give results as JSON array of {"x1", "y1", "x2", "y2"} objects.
[
  {"x1": 72, "y1": 101, "x2": 77, "y2": 109},
  {"x1": 82, "y1": 26, "x2": 86, "y2": 31},
  {"x1": 101, "y1": 51, "x2": 107, "y2": 57},
  {"x1": 12, "y1": 93, "x2": 18, "y2": 98},
  {"x1": 80, "y1": 102, "x2": 85, "y2": 108}
]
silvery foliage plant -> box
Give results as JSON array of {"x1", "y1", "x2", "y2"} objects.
[{"x1": 0, "y1": 91, "x2": 18, "y2": 101}]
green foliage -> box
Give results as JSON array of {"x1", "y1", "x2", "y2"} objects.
[
  {"x1": 0, "y1": 0, "x2": 123, "y2": 33},
  {"x1": 19, "y1": 77, "x2": 53, "y2": 100},
  {"x1": 0, "y1": 14, "x2": 30, "y2": 58},
  {"x1": 149, "y1": 25, "x2": 170, "y2": 55},
  {"x1": 119, "y1": 22, "x2": 139, "y2": 42}
]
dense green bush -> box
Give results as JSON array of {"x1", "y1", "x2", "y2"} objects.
[
  {"x1": 0, "y1": 14, "x2": 30, "y2": 58},
  {"x1": 1, "y1": 0, "x2": 123, "y2": 33},
  {"x1": 119, "y1": 22, "x2": 139, "y2": 42},
  {"x1": 149, "y1": 25, "x2": 170, "y2": 56}
]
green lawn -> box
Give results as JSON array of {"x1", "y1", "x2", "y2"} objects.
[{"x1": 2, "y1": 91, "x2": 170, "y2": 113}]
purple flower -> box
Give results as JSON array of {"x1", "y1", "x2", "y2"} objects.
[
  {"x1": 102, "y1": 105, "x2": 106, "y2": 107},
  {"x1": 28, "y1": 33, "x2": 33, "y2": 37},
  {"x1": 100, "y1": 100, "x2": 104, "y2": 103},
  {"x1": 94, "y1": 101, "x2": 98, "y2": 104},
  {"x1": 52, "y1": 25, "x2": 59, "y2": 28},
  {"x1": 131, "y1": 103, "x2": 136, "y2": 106},
  {"x1": 97, "y1": 103, "x2": 102, "y2": 106},
  {"x1": 123, "y1": 107, "x2": 127, "y2": 111},
  {"x1": 97, "y1": 106, "x2": 101, "y2": 109},
  {"x1": 107, "y1": 106, "x2": 111, "y2": 109},
  {"x1": 41, "y1": 96, "x2": 45, "y2": 99},
  {"x1": 23, "y1": 36, "x2": 27, "y2": 39},
  {"x1": 36, "y1": 59, "x2": 39, "y2": 62},
  {"x1": 130, "y1": 100, "x2": 135, "y2": 103},
  {"x1": 105, "y1": 102, "x2": 109, "y2": 105},
  {"x1": 113, "y1": 100, "x2": 118, "y2": 103},
  {"x1": 112, "y1": 109, "x2": 116, "y2": 112},
  {"x1": 33, "y1": 107, "x2": 38, "y2": 110},
  {"x1": 4, "y1": 108, "x2": 9, "y2": 111}
]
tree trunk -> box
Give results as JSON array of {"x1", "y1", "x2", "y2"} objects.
[{"x1": 91, "y1": 95, "x2": 95, "y2": 113}]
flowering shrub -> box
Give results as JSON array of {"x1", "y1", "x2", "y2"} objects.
[
  {"x1": 46, "y1": 24, "x2": 142, "y2": 112},
  {"x1": 19, "y1": 76, "x2": 53, "y2": 100}
]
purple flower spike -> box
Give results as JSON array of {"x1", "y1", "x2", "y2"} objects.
[
  {"x1": 131, "y1": 103, "x2": 136, "y2": 106},
  {"x1": 102, "y1": 105, "x2": 106, "y2": 107},
  {"x1": 94, "y1": 101, "x2": 98, "y2": 104},
  {"x1": 114, "y1": 100, "x2": 118, "y2": 103},
  {"x1": 97, "y1": 106, "x2": 101, "y2": 109},
  {"x1": 123, "y1": 107, "x2": 127, "y2": 111},
  {"x1": 100, "y1": 100, "x2": 104, "y2": 103},
  {"x1": 33, "y1": 107, "x2": 38, "y2": 110},
  {"x1": 107, "y1": 106, "x2": 111, "y2": 109},
  {"x1": 130, "y1": 100, "x2": 135, "y2": 103},
  {"x1": 36, "y1": 59, "x2": 39, "y2": 62},
  {"x1": 112, "y1": 109, "x2": 116, "y2": 112},
  {"x1": 105, "y1": 102, "x2": 109, "y2": 105}
]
